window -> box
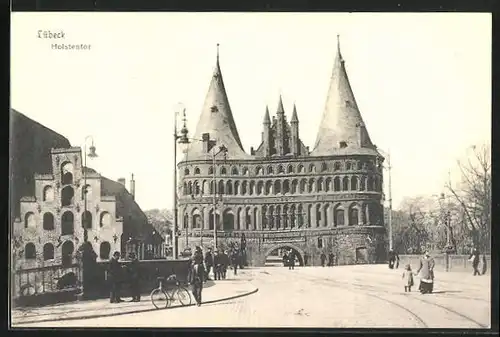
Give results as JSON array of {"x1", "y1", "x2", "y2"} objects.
[
  {"x1": 267, "y1": 166, "x2": 273, "y2": 174},
  {"x1": 194, "y1": 167, "x2": 201, "y2": 175},
  {"x1": 208, "y1": 166, "x2": 214, "y2": 175},
  {"x1": 346, "y1": 162, "x2": 352, "y2": 170},
  {"x1": 184, "y1": 168, "x2": 190, "y2": 175},
  {"x1": 61, "y1": 162, "x2": 74, "y2": 185},
  {"x1": 357, "y1": 161, "x2": 363, "y2": 170},
  {"x1": 220, "y1": 167, "x2": 227, "y2": 175},
  {"x1": 339, "y1": 141, "x2": 348, "y2": 148},
  {"x1": 61, "y1": 186, "x2": 74, "y2": 207},
  {"x1": 351, "y1": 176, "x2": 359, "y2": 191},
  {"x1": 317, "y1": 237, "x2": 323, "y2": 249},
  {"x1": 287, "y1": 165, "x2": 294, "y2": 174},
  {"x1": 334, "y1": 162, "x2": 341, "y2": 171},
  {"x1": 24, "y1": 212, "x2": 35, "y2": 229},
  {"x1": 61, "y1": 241, "x2": 74, "y2": 266},
  {"x1": 100, "y1": 212, "x2": 111, "y2": 227},
  {"x1": 61, "y1": 211, "x2": 74, "y2": 235},
  {"x1": 277, "y1": 165, "x2": 284, "y2": 174},
  {"x1": 82, "y1": 211, "x2": 92, "y2": 229},
  {"x1": 43, "y1": 186, "x2": 54, "y2": 202},
  {"x1": 43, "y1": 212, "x2": 54, "y2": 230},
  {"x1": 321, "y1": 162, "x2": 327, "y2": 172},
  {"x1": 231, "y1": 167, "x2": 238, "y2": 175},
  {"x1": 298, "y1": 165, "x2": 305, "y2": 173},
  {"x1": 100, "y1": 242, "x2": 111, "y2": 260},
  {"x1": 256, "y1": 167, "x2": 263, "y2": 175},
  {"x1": 335, "y1": 209, "x2": 345, "y2": 226},
  {"x1": 43, "y1": 243, "x2": 54, "y2": 260},
  {"x1": 349, "y1": 208, "x2": 359, "y2": 226},
  {"x1": 309, "y1": 164, "x2": 316, "y2": 173},
  {"x1": 25, "y1": 243, "x2": 36, "y2": 259},
  {"x1": 242, "y1": 167, "x2": 249, "y2": 175},
  {"x1": 342, "y1": 177, "x2": 349, "y2": 191}
]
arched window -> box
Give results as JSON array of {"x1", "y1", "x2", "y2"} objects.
[
  {"x1": 61, "y1": 162, "x2": 74, "y2": 185},
  {"x1": 325, "y1": 178, "x2": 331, "y2": 192},
  {"x1": 291, "y1": 180, "x2": 298, "y2": 194},
  {"x1": 287, "y1": 165, "x2": 294, "y2": 174},
  {"x1": 256, "y1": 167, "x2": 263, "y2": 175},
  {"x1": 257, "y1": 181, "x2": 264, "y2": 195},
  {"x1": 349, "y1": 207, "x2": 359, "y2": 226},
  {"x1": 323, "y1": 204, "x2": 329, "y2": 227},
  {"x1": 309, "y1": 164, "x2": 316, "y2": 173},
  {"x1": 308, "y1": 179, "x2": 315, "y2": 193},
  {"x1": 82, "y1": 211, "x2": 92, "y2": 229},
  {"x1": 274, "y1": 180, "x2": 282, "y2": 194},
  {"x1": 194, "y1": 167, "x2": 201, "y2": 175},
  {"x1": 346, "y1": 162, "x2": 352, "y2": 170},
  {"x1": 24, "y1": 212, "x2": 35, "y2": 229},
  {"x1": 321, "y1": 162, "x2": 328, "y2": 172},
  {"x1": 183, "y1": 214, "x2": 189, "y2": 228},
  {"x1": 267, "y1": 166, "x2": 273, "y2": 174},
  {"x1": 335, "y1": 209, "x2": 345, "y2": 227},
  {"x1": 333, "y1": 177, "x2": 341, "y2": 191},
  {"x1": 43, "y1": 243, "x2": 54, "y2": 260},
  {"x1": 226, "y1": 180, "x2": 233, "y2": 195},
  {"x1": 351, "y1": 176, "x2": 359, "y2": 191},
  {"x1": 231, "y1": 167, "x2": 238, "y2": 175},
  {"x1": 61, "y1": 211, "x2": 74, "y2": 235},
  {"x1": 277, "y1": 165, "x2": 284, "y2": 174},
  {"x1": 184, "y1": 168, "x2": 190, "y2": 175},
  {"x1": 43, "y1": 212, "x2": 54, "y2": 230},
  {"x1": 317, "y1": 178, "x2": 323, "y2": 192},
  {"x1": 61, "y1": 241, "x2": 74, "y2": 266},
  {"x1": 100, "y1": 242, "x2": 111, "y2": 260},
  {"x1": 316, "y1": 204, "x2": 322, "y2": 227},
  {"x1": 249, "y1": 181, "x2": 255, "y2": 195},
  {"x1": 265, "y1": 181, "x2": 272, "y2": 195},
  {"x1": 242, "y1": 181, "x2": 248, "y2": 195},
  {"x1": 208, "y1": 166, "x2": 214, "y2": 175},
  {"x1": 187, "y1": 181, "x2": 193, "y2": 196},
  {"x1": 283, "y1": 180, "x2": 290, "y2": 194},
  {"x1": 367, "y1": 176, "x2": 374, "y2": 191},
  {"x1": 220, "y1": 167, "x2": 227, "y2": 175},
  {"x1": 25, "y1": 243, "x2": 36, "y2": 259},
  {"x1": 82, "y1": 184, "x2": 92, "y2": 201},
  {"x1": 43, "y1": 186, "x2": 54, "y2": 202},
  {"x1": 100, "y1": 211, "x2": 111, "y2": 227},
  {"x1": 218, "y1": 180, "x2": 225, "y2": 195},
  {"x1": 357, "y1": 161, "x2": 363, "y2": 170},
  {"x1": 300, "y1": 179, "x2": 307, "y2": 193},
  {"x1": 360, "y1": 177, "x2": 366, "y2": 191},
  {"x1": 334, "y1": 162, "x2": 341, "y2": 171},
  {"x1": 242, "y1": 167, "x2": 249, "y2": 176},
  {"x1": 342, "y1": 177, "x2": 349, "y2": 191},
  {"x1": 192, "y1": 209, "x2": 202, "y2": 228},
  {"x1": 298, "y1": 165, "x2": 305, "y2": 173},
  {"x1": 61, "y1": 186, "x2": 74, "y2": 207}
]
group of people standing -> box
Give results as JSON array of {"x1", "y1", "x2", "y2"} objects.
[
  {"x1": 282, "y1": 250, "x2": 297, "y2": 270},
  {"x1": 320, "y1": 252, "x2": 336, "y2": 267},
  {"x1": 108, "y1": 251, "x2": 141, "y2": 303}
]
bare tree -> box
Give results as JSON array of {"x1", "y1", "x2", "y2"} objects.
[{"x1": 446, "y1": 144, "x2": 491, "y2": 253}]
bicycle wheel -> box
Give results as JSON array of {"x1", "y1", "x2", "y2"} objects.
[
  {"x1": 175, "y1": 287, "x2": 192, "y2": 306},
  {"x1": 150, "y1": 288, "x2": 170, "y2": 309}
]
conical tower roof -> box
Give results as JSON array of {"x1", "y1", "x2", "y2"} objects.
[
  {"x1": 276, "y1": 95, "x2": 285, "y2": 115},
  {"x1": 291, "y1": 103, "x2": 298, "y2": 123},
  {"x1": 185, "y1": 45, "x2": 250, "y2": 160},
  {"x1": 312, "y1": 36, "x2": 375, "y2": 156},
  {"x1": 263, "y1": 106, "x2": 271, "y2": 124}
]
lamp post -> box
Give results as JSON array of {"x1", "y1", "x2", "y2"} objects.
[
  {"x1": 83, "y1": 136, "x2": 98, "y2": 243},
  {"x1": 212, "y1": 145, "x2": 228, "y2": 251},
  {"x1": 377, "y1": 148, "x2": 393, "y2": 251}
]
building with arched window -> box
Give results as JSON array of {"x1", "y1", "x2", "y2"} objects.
[{"x1": 177, "y1": 38, "x2": 387, "y2": 266}]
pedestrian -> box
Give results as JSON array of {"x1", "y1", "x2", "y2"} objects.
[
  {"x1": 191, "y1": 246, "x2": 205, "y2": 306},
  {"x1": 204, "y1": 248, "x2": 214, "y2": 281},
  {"x1": 288, "y1": 250, "x2": 295, "y2": 270},
  {"x1": 282, "y1": 251, "x2": 289, "y2": 267},
  {"x1": 328, "y1": 252, "x2": 334, "y2": 267},
  {"x1": 108, "y1": 251, "x2": 124, "y2": 303},
  {"x1": 395, "y1": 251, "x2": 400, "y2": 269},
  {"x1": 213, "y1": 250, "x2": 222, "y2": 280},
  {"x1": 222, "y1": 250, "x2": 230, "y2": 279},
  {"x1": 468, "y1": 247, "x2": 481, "y2": 276},
  {"x1": 303, "y1": 252, "x2": 309, "y2": 266},
  {"x1": 127, "y1": 252, "x2": 141, "y2": 302},
  {"x1": 402, "y1": 264, "x2": 414, "y2": 293},
  {"x1": 416, "y1": 251, "x2": 435, "y2": 294},
  {"x1": 388, "y1": 250, "x2": 396, "y2": 269},
  {"x1": 320, "y1": 252, "x2": 326, "y2": 267},
  {"x1": 231, "y1": 249, "x2": 239, "y2": 276}
]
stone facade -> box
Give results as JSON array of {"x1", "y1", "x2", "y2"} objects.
[
  {"x1": 12, "y1": 147, "x2": 124, "y2": 271},
  {"x1": 177, "y1": 39, "x2": 387, "y2": 266}
]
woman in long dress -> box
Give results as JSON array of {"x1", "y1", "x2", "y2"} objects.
[{"x1": 416, "y1": 251, "x2": 435, "y2": 294}]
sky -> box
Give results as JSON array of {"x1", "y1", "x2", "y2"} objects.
[{"x1": 11, "y1": 12, "x2": 491, "y2": 211}]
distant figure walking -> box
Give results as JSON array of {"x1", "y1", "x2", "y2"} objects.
[
  {"x1": 288, "y1": 250, "x2": 295, "y2": 270},
  {"x1": 108, "y1": 251, "x2": 124, "y2": 303},
  {"x1": 204, "y1": 248, "x2": 214, "y2": 281},
  {"x1": 328, "y1": 252, "x2": 334, "y2": 267},
  {"x1": 320, "y1": 252, "x2": 327, "y2": 267},
  {"x1": 402, "y1": 264, "x2": 414, "y2": 293},
  {"x1": 282, "y1": 252, "x2": 289, "y2": 267},
  {"x1": 231, "y1": 249, "x2": 239, "y2": 276},
  {"x1": 468, "y1": 247, "x2": 481, "y2": 276},
  {"x1": 388, "y1": 250, "x2": 397, "y2": 269},
  {"x1": 303, "y1": 253, "x2": 309, "y2": 266},
  {"x1": 416, "y1": 251, "x2": 435, "y2": 294},
  {"x1": 213, "y1": 250, "x2": 222, "y2": 280}
]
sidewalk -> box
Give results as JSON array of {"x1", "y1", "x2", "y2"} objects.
[{"x1": 12, "y1": 275, "x2": 258, "y2": 325}]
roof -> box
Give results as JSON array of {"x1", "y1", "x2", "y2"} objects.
[
  {"x1": 312, "y1": 36, "x2": 376, "y2": 156},
  {"x1": 183, "y1": 46, "x2": 252, "y2": 161}
]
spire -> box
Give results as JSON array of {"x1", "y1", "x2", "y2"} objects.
[
  {"x1": 263, "y1": 106, "x2": 271, "y2": 124},
  {"x1": 276, "y1": 95, "x2": 285, "y2": 115},
  {"x1": 291, "y1": 103, "x2": 298, "y2": 123},
  {"x1": 312, "y1": 35, "x2": 374, "y2": 156},
  {"x1": 186, "y1": 44, "x2": 250, "y2": 160}
]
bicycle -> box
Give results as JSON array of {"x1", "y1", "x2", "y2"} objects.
[{"x1": 150, "y1": 274, "x2": 192, "y2": 309}]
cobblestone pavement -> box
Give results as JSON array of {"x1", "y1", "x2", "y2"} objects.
[{"x1": 15, "y1": 265, "x2": 490, "y2": 328}]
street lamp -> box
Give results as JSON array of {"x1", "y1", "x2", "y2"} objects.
[
  {"x1": 83, "y1": 136, "x2": 98, "y2": 243},
  {"x1": 211, "y1": 144, "x2": 228, "y2": 251},
  {"x1": 377, "y1": 148, "x2": 393, "y2": 251}
]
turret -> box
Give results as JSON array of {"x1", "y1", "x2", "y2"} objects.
[
  {"x1": 291, "y1": 103, "x2": 299, "y2": 156},
  {"x1": 262, "y1": 106, "x2": 271, "y2": 157},
  {"x1": 276, "y1": 96, "x2": 285, "y2": 156}
]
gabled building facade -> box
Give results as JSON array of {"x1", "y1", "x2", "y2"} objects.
[{"x1": 177, "y1": 37, "x2": 387, "y2": 266}]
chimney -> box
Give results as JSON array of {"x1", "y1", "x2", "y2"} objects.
[
  {"x1": 118, "y1": 178, "x2": 126, "y2": 187},
  {"x1": 130, "y1": 173, "x2": 135, "y2": 200}
]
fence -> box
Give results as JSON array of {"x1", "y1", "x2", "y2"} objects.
[{"x1": 398, "y1": 254, "x2": 491, "y2": 274}]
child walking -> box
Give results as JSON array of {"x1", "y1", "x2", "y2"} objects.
[{"x1": 402, "y1": 264, "x2": 414, "y2": 292}]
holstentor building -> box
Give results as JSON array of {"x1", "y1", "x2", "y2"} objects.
[{"x1": 177, "y1": 38, "x2": 387, "y2": 266}]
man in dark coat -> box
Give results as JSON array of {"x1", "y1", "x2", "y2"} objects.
[
  {"x1": 231, "y1": 249, "x2": 239, "y2": 276},
  {"x1": 282, "y1": 252, "x2": 289, "y2": 267},
  {"x1": 108, "y1": 251, "x2": 123, "y2": 303},
  {"x1": 191, "y1": 246, "x2": 204, "y2": 306},
  {"x1": 127, "y1": 252, "x2": 141, "y2": 302},
  {"x1": 213, "y1": 250, "x2": 222, "y2": 280},
  {"x1": 388, "y1": 250, "x2": 396, "y2": 269},
  {"x1": 469, "y1": 247, "x2": 481, "y2": 276},
  {"x1": 221, "y1": 250, "x2": 230, "y2": 279},
  {"x1": 328, "y1": 252, "x2": 334, "y2": 267},
  {"x1": 320, "y1": 252, "x2": 327, "y2": 267},
  {"x1": 288, "y1": 250, "x2": 295, "y2": 270},
  {"x1": 204, "y1": 248, "x2": 214, "y2": 281},
  {"x1": 303, "y1": 252, "x2": 309, "y2": 266}
]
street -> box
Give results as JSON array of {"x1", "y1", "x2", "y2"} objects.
[{"x1": 18, "y1": 265, "x2": 490, "y2": 328}]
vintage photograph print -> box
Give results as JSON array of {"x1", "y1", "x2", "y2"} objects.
[{"x1": 9, "y1": 12, "x2": 491, "y2": 328}]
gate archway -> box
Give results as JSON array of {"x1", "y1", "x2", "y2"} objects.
[{"x1": 264, "y1": 243, "x2": 305, "y2": 267}]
